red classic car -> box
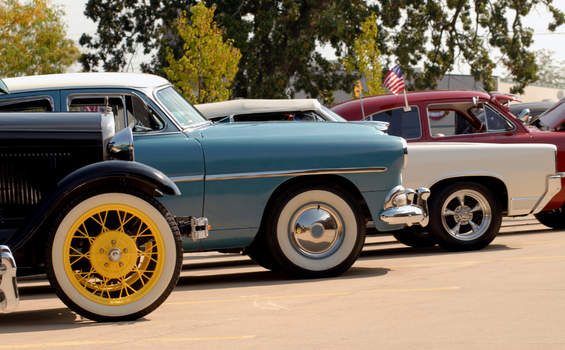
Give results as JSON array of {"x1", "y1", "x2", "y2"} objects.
[{"x1": 331, "y1": 90, "x2": 565, "y2": 229}]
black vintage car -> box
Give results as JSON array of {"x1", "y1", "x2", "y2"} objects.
[{"x1": 0, "y1": 81, "x2": 206, "y2": 322}]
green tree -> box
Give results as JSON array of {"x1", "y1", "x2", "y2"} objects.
[
  {"x1": 372, "y1": 0, "x2": 564, "y2": 94},
  {"x1": 81, "y1": 1, "x2": 564, "y2": 98},
  {"x1": 164, "y1": 3, "x2": 241, "y2": 104},
  {"x1": 343, "y1": 13, "x2": 387, "y2": 97},
  {"x1": 0, "y1": 0, "x2": 80, "y2": 77},
  {"x1": 528, "y1": 49, "x2": 565, "y2": 88}
]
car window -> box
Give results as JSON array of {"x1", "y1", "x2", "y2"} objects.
[
  {"x1": 368, "y1": 107, "x2": 421, "y2": 139},
  {"x1": 68, "y1": 94, "x2": 165, "y2": 132},
  {"x1": 155, "y1": 87, "x2": 207, "y2": 127},
  {"x1": 0, "y1": 97, "x2": 53, "y2": 112},
  {"x1": 428, "y1": 110, "x2": 477, "y2": 137},
  {"x1": 471, "y1": 104, "x2": 514, "y2": 132},
  {"x1": 69, "y1": 96, "x2": 128, "y2": 131}
]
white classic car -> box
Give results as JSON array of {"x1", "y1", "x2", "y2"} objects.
[
  {"x1": 196, "y1": 99, "x2": 562, "y2": 251},
  {"x1": 399, "y1": 142, "x2": 562, "y2": 251}
]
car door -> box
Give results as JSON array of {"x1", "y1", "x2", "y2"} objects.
[
  {"x1": 60, "y1": 89, "x2": 206, "y2": 250},
  {"x1": 424, "y1": 101, "x2": 535, "y2": 144}
]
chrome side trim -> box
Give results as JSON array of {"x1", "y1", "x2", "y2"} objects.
[
  {"x1": 206, "y1": 166, "x2": 387, "y2": 181},
  {"x1": 530, "y1": 174, "x2": 563, "y2": 214},
  {"x1": 0, "y1": 245, "x2": 19, "y2": 313},
  {"x1": 171, "y1": 175, "x2": 205, "y2": 183}
]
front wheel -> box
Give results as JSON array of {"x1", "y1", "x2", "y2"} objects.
[
  {"x1": 265, "y1": 181, "x2": 366, "y2": 279},
  {"x1": 428, "y1": 183, "x2": 502, "y2": 251},
  {"x1": 45, "y1": 188, "x2": 183, "y2": 322},
  {"x1": 534, "y1": 206, "x2": 565, "y2": 228}
]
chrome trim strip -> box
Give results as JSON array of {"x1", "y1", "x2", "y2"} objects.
[
  {"x1": 171, "y1": 175, "x2": 205, "y2": 183},
  {"x1": 206, "y1": 166, "x2": 387, "y2": 181}
]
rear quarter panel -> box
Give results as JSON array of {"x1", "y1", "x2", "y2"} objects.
[{"x1": 402, "y1": 142, "x2": 558, "y2": 216}]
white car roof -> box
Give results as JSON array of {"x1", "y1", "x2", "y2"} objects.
[
  {"x1": 3, "y1": 73, "x2": 170, "y2": 93},
  {"x1": 195, "y1": 99, "x2": 321, "y2": 119}
]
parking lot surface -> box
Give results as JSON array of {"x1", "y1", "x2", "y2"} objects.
[{"x1": 2, "y1": 216, "x2": 564, "y2": 349}]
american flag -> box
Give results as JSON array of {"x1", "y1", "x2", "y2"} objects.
[{"x1": 383, "y1": 64, "x2": 405, "y2": 95}]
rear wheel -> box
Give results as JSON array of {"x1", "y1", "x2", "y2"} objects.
[
  {"x1": 45, "y1": 188, "x2": 183, "y2": 322},
  {"x1": 428, "y1": 183, "x2": 501, "y2": 251},
  {"x1": 534, "y1": 206, "x2": 565, "y2": 228},
  {"x1": 265, "y1": 181, "x2": 365, "y2": 279}
]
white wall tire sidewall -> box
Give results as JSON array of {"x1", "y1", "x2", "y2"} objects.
[
  {"x1": 276, "y1": 190, "x2": 358, "y2": 272},
  {"x1": 51, "y1": 193, "x2": 176, "y2": 318}
]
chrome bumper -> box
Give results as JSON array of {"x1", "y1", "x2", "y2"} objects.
[
  {"x1": 0, "y1": 245, "x2": 19, "y2": 313},
  {"x1": 380, "y1": 186, "x2": 430, "y2": 227}
]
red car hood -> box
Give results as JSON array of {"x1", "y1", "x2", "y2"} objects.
[{"x1": 538, "y1": 98, "x2": 565, "y2": 129}]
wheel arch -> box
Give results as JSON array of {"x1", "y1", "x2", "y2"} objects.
[
  {"x1": 255, "y1": 174, "x2": 368, "y2": 242},
  {"x1": 7, "y1": 161, "x2": 180, "y2": 255},
  {"x1": 428, "y1": 176, "x2": 509, "y2": 215}
]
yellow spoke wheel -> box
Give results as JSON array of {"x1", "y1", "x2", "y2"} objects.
[
  {"x1": 64, "y1": 203, "x2": 165, "y2": 305},
  {"x1": 47, "y1": 190, "x2": 182, "y2": 322}
]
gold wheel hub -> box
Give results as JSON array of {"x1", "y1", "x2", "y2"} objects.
[{"x1": 90, "y1": 230, "x2": 138, "y2": 279}]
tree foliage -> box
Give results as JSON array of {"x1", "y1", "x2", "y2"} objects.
[
  {"x1": 343, "y1": 13, "x2": 387, "y2": 97},
  {"x1": 529, "y1": 49, "x2": 565, "y2": 88},
  {"x1": 81, "y1": 1, "x2": 564, "y2": 99},
  {"x1": 164, "y1": 3, "x2": 241, "y2": 104},
  {"x1": 0, "y1": 0, "x2": 80, "y2": 77},
  {"x1": 372, "y1": 0, "x2": 564, "y2": 94}
]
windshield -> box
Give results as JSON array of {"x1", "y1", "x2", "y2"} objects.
[
  {"x1": 155, "y1": 87, "x2": 207, "y2": 127},
  {"x1": 320, "y1": 105, "x2": 347, "y2": 122}
]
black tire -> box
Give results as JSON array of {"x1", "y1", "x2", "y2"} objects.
[
  {"x1": 534, "y1": 206, "x2": 565, "y2": 228},
  {"x1": 428, "y1": 182, "x2": 502, "y2": 251},
  {"x1": 392, "y1": 226, "x2": 437, "y2": 248},
  {"x1": 265, "y1": 180, "x2": 366, "y2": 279},
  {"x1": 246, "y1": 232, "x2": 281, "y2": 272},
  {"x1": 44, "y1": 187, "x2": 183, "y2": 322}
]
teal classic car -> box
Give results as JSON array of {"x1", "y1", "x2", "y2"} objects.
[{"x1": 0, "y1": 73, "x2": 429, "y2": 280}]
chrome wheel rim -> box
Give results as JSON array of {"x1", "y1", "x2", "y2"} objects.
[
  {"x1": 289, "y1": 204, "x2": 344, "y2": 258},
  {"x1": 440, "y1": 189, "x2": 492, "y2": 241}
]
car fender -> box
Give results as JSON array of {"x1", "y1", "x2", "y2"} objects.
[{"x1": 6, "y1": 161, "x2": 180, "y2": 251}]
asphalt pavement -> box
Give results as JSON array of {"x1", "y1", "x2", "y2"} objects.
[{"x1": 2, "y1": 215, "x2": 564, "y2": 350}]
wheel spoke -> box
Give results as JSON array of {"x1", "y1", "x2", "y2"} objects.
[
  {"x1": 457, "y1": 195, "x2": 465, "y2": 207},
  {"x1": 470, "y1": 203, "x2": 482, "y2": 213},
  {"x1": 443, "y1": 208, "x2": 456, "y2": 216},
  {"x1": 117, "y1": 210, "x2": 135, "y2": 233},
  {"x1": 91, "y1": 211, "x2": 109, "y2": 232},
  {"x1": 76, "y1": 223, "x2": 96, "y2": 244},
  {"x1": 452, "y1": 222, "x2": 462, "y2": 235},
  {"x1": 469, "y1": 220, "x2": 479, "y2": 232}
]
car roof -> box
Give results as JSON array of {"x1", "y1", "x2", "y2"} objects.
[
  {"x1": 332, "y1": 90, "x2": 492, "y2": 109},
  {"x1": 195, "y1": 99, "x2": 321, "y2": 119},
  {"x1": 2, "y1": 73, "x2": 171, "y2": 93}
]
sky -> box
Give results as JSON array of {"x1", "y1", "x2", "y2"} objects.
[{"x1": 53, "y1": 0, "x2": 565, "y2": 76}]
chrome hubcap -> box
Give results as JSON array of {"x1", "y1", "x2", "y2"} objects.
[
  {"x1": 441, "y1": 190, "x2": 491, "y2": 241},
  {"x1": 108, "y1": 248, "x2": 123, "y2": 262},
  {"x1": 290, "y1": 204, "x2": 343, "y2": 258}
]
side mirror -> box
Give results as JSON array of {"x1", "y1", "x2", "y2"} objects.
[
  {"x1": 106, "y1": 127, "x2": 134, "y2": 161},
  {"x1": 518, "y1": 108, "x2": 531, "y2": 125}
]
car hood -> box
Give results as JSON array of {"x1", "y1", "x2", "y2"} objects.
[
  {"x1": 538, "y1": 98, "x2": 565, "y2": 129},
  {"x1": 195, "y1": 121, "x2": 386, "y2": 139}
]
